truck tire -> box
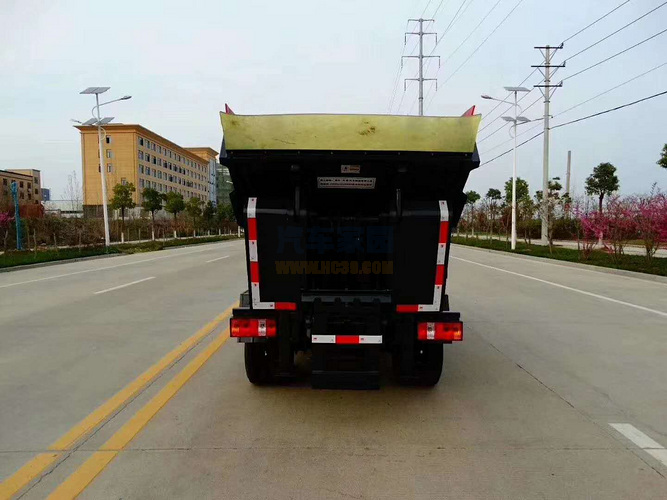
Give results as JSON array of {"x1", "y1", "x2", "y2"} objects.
[
  {"x1": 244, "y1": 342, "x2": 274, "y2": 385},
  {"x1": 394, "y1": 343, "x2": 443, "y2": 387},
  {"x1": 414, "y1": 344, "x2": 443, "y2": 386}
]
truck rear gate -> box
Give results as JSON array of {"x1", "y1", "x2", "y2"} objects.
[{"x1": 221, "y1": 112, "x2": 480, "y2": 388}]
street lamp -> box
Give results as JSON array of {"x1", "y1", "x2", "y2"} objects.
[
  {"x1": 79, "y1": 87, "x2": 132, "y2": 247},
  {"x1": 481, "y1": 86, "x2": 530, "y2": 250}
]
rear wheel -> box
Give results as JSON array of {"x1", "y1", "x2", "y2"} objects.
[
  {"x1": 394, "y1": 343, "x2": 443, "y2": 387},
  {"x1": 244, "y1": 342, "x2": 275, "y2": 385},
  {"x1": 413, "y1": 343, "x2": 443, "y2": 386}
]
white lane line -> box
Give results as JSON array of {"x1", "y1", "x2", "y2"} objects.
[
  {"x1": 206, "y1": 255, "x2": 229, "y2": 263},
  {"x1": 451, "y1": 256, "x2": 667, "y2": 319},
  {"x1": 610, "y1": 423, "x2": 667, "y2": 467},
  {"x1": 94, "y1": 277, "x2": 155, "y2": 295},
  {"x1": 452, "y1": 244, "x2": 667, "y2": 287},
  {"x1": 0, "y1": 243, "x2": 238, "y2": 290}
]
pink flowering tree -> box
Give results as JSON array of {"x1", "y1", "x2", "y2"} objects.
[
  {"x1": 598, "y1": 196, "x2": 637, "y2": 263},
  {"x1": 0, "y1": 211, "x2": 14, "y2": 252},
  {"x1": 633, "y1": 191, "x2": 667, "y2": 262}
]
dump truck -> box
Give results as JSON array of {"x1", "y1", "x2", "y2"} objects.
[{"x1": 221, "y1": 111, "x2": 481, "y2": 388}]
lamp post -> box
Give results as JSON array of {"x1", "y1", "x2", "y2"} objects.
[
  {"x1": 482, "y1": 87, "x2": 530, "y2": 250},
  {"x1": 79, "y1": 87, "x2": 132, "y2": 247}
]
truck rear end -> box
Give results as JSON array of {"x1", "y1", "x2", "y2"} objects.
[{"x1": 221, "y1": 112, "x2": 480, "y2": 388}]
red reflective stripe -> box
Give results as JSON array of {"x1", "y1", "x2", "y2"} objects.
[
  {"x1": 247, "y1": 218, "x2": 257, "y2": 240},
  {"x1": 435, "y1": 265, "x2": 445, "y2": 286},
  {"x1": 275, "y1": 302, "x2": 297, "y2": 311},
  {"x1": 336, "y1": 335, "x2": 360, "y2": 345},
  {"x1": 439, "y1": 221, "x2": 449, "y2": 244},
  {"x1": 396, "y1": 305, "x2": 419, "y2": 313},
  {"x1": 250, "y1": 261, "x2": 260, "y2": 282}
]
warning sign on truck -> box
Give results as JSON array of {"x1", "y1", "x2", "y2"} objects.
[{"x1": 317, "y1": 177, "x2": 376, "y2": 189}]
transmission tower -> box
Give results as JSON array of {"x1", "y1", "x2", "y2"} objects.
[
  {"x1": 532, "y1": 43, "x2": 564, "y2": 244},
  {"x1": 403, "y1": 19, "x2": 439, "y2": 116}
]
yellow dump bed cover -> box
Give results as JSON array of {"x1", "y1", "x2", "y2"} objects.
[{"x1": 220, "y1": 113, "x2": 481, "y2": 153}]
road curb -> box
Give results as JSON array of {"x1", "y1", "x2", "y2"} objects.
[
  {"x1": 0, "y1": 252, "x2": 122, "y2": 273},
  {"x1": 451, "y1": 243, "x2": 667, "y2": 285},
  {"x1": 0, "y1": 238, "x2": 242, "y2": 274}
]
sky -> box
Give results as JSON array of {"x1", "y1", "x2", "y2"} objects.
[{"x1": 1, "y1": 0, "x2": 665, "y2": 200}]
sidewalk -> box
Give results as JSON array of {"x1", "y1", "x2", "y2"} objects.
[{"x1": 455, "y1": 233, "x2": 667, "y2": 258}]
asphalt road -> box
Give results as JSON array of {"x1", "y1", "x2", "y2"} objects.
[{"x1": 1, "y1": 241, "x2": 666, "y2": 499}]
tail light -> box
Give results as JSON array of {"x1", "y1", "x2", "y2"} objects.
[
  {"x1": 417, "y1": 322, "x2": 463, "y2": 342},
  {"x1": 231, "y1": 318, "x2": 277, "y2": 338}
]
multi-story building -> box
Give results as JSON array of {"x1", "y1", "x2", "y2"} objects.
[
  {"x1": 185, "y1": 147, "x2": 219, "y2": 207},
  {"x1": 76, "y1": 124, "x2": 213, "y2": 210},
  {"x1": 216, "y1": 165, "x2": 233, "y2": 206},
  {"x1": 0, "y1": 169, "x2": 43, "y2": 206}
]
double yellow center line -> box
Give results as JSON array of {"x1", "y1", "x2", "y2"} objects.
[{"x1": 0, "y1": 302, "x2": 237, "y2": 499}]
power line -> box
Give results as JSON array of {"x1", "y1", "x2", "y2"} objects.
[
  {"x1": 551, "y1": 89, "x2": 667, "y2": 129},
  {"x1": 421, "y1": 0, "x2": 435, "y2": 17},
  {"x1": 441, "y1": 0, "x2": 470, "y2": 39},
  {"x1": 439, "y1": 0, "x2": 526, "y2": 88},
  {"x1": 480, "y1": 89, "x2": 667, "y2": 165},
  {"x1": 555, "y1": 61, "x2": 667, "y2": 117},
  {"x1": 561, "y1": 0, "x2": 630, "y2": 43},
  {"x1": 477, "y1": 95, "x2": 542, "y2": 143},
  {"x1": 566, "y1": 1, "x2": 667, "y2": 63},
  {"x1": 429, "y1": 0, "x2": 450, "y2": 20},
  {"x1": 480, "y1": 62, "x2": 667, "y2": 154},
  {"x1": 480, "y1": 131, "x2": 544, "y2": 165},
  {"x1": 440, "y1": 0, "x2": 504, "y2": 67},
  {"x1": 562, "y1": 27, "x2": 667, "y2": 82},
  {"x1": 480, "y1": 121, "x2": 543, "y2": 155},
  {"x1": 477, "y1": 70, "x2": 538, "y2": 131},
  {"x1": 388, "y1": 20, "x2": 418, "y2": 112}
]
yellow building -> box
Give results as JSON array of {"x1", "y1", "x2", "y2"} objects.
[
  {"x1": 76, "y1": 124, "x2": 212, "y2": 209},
  {"x1": 0, "y1": 169, "x2": 42, "y2": 206}
]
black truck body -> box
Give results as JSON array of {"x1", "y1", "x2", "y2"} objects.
[{"x1": 221, "y1": 112, "x2": 480, "y2": 388}]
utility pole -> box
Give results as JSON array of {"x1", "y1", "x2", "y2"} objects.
[
  {"x1": 532, "y1": 44, "x2": 564, "y2": 244},
  {"x1": 403, "y1": 19, "x2": 438, "y2": 116},
  {"x1": 566, "y1": 150, "x2": 571, "y2": 195}
]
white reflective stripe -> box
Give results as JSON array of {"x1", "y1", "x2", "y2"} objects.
[
  {"x1": 437, "y1": 243, "x2": 446, "y2": 265},
  {"x1": 251, "y1": 282, "x2": 274, "y2": 309},
  {"x1": 312, "y1": 335, "x2": 336, "y2": 344},
  {"x1": 433, "y1": 285, "x2": 442, "y2": 309},
  {"x1": 439, "y1": 200, "x2": 449, "y2": 221},
  {"x1": 426, "y1": 322, "x2": 435, "y2": 340},
  {"x1": 248, "y1": 240, "x2": 258, "y2": 262},
  {"x1": 247, "y1": 197, "x2": 257, "y2": 219},
  {"x1": 418, "y1": 304, "x2": 439, "y2": 312},
  {"x1": 359, "y1": 335, "x2": 382, "y2": 344},
  {"x1": 258, "y1": 319, "x2": 267, "y2": 337}
]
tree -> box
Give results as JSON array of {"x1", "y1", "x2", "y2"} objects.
[
  {"x1": 658, "y1": 144, "x2": 667, "y2": 169},
  {"x1": 164, "y1": 192, "x2": 185, "y2": 222},
  {"x1": 485, "y1": 188, "x2": 502, "y2": 240},
  {"x1": 202, "y1": 201, "x2": 216, "y2": 230},
  {"x1": 465, "y1": 190, "x2": 481, "y2": 237},
  {"x1": 110, "y1": 183, "x2": 136, "y2": 235},
  {"x1": 185, "y1": 197, "x2": 203, "y2": 231},
  {"x1": 503, "y1": 177, "x2": 530, "y2": 205},
  {"x1": 62, "y1": 170, "x2": 82, "y2": 212},
  {"x1": 585, "y1": 162, "x2": 619, "y2": 212},
  {"x1": 141, "y1": 187, "x2": 163, "y2": 240},
  {"x1": 535, "y1": 177, "x2": 563, "y2": 252}
]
